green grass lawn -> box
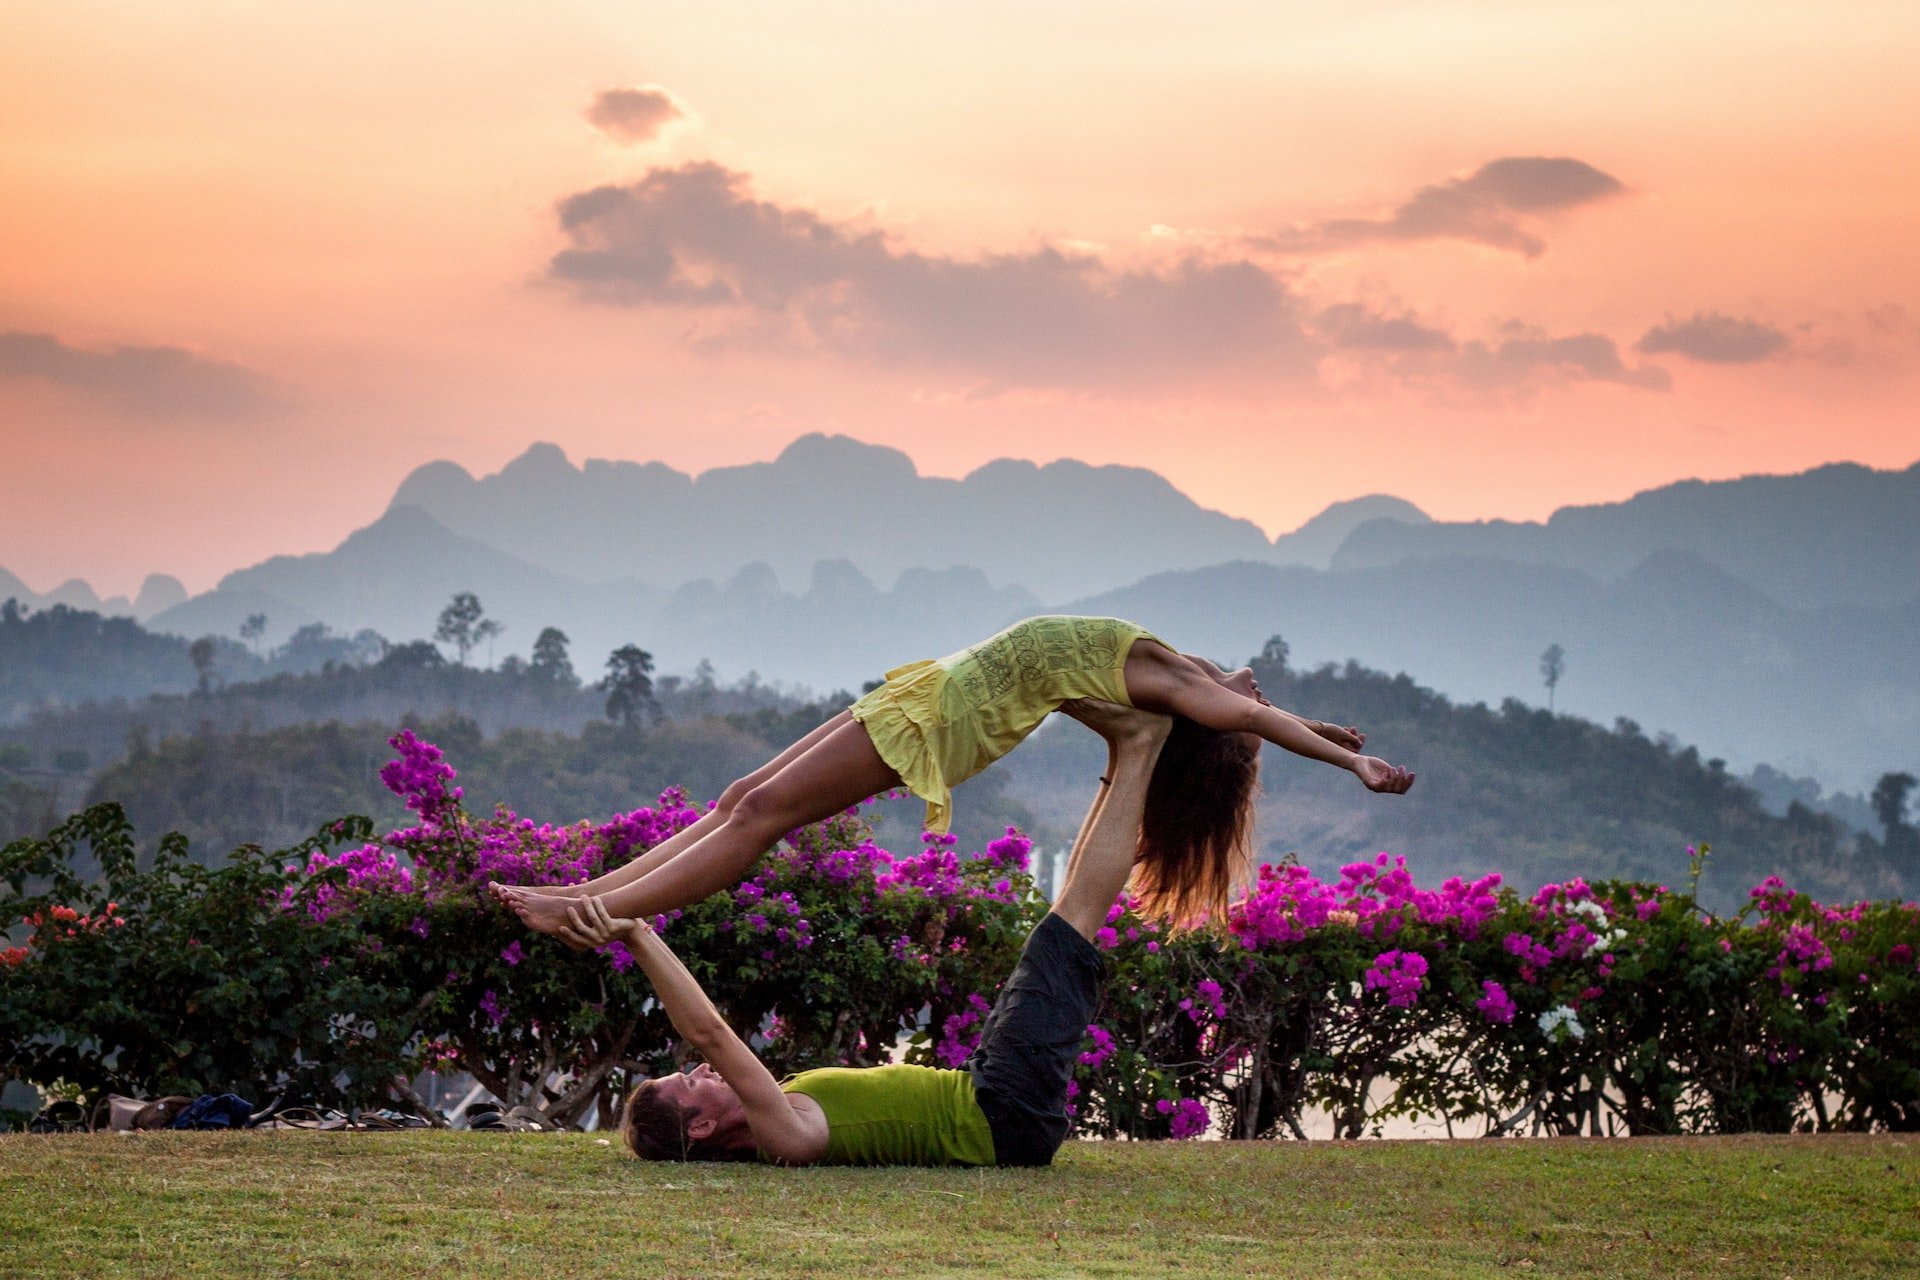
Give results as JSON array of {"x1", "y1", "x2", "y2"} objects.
[{"x1": 1, "y1": 1132, "x2": 1913, "y2": 1279}]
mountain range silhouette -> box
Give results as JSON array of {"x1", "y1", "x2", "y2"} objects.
[{"x1": 4, "y1": 437, "x2": 1915, "y2": 789}]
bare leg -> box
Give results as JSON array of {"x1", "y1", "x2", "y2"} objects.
[
  {"x1": 501, "y1": 718, "x2": 900, "y2": 937},
  {"x1": 1051, "y1": 703, "x2": 1171, "y2": 941},
  {"x1": 494, "y1": 711, "x2": 856, "y2": 901}
]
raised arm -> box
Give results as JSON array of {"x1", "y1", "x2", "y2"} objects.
[
  {"x1": 1124, "y1": 642, "x2": 1414, "y2": 793},
  {"x1": 560, "y1": 898, "x2": 828, "y2": 1164}
]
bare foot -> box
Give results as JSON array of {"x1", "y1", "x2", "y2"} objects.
[
  {"x1": 487, "y1": 881, "x2": 584, "y2": 903},
  {"x1": 497, "y1": 886, "x2": 587, "y2": 939}
]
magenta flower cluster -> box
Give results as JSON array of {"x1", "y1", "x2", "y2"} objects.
[
  {"x1": 935, "y1": 993, "x2": 995, "y2": 1068},
  {"x1": 378, "y1": 730, "x2": 463, "y2": 824},
  {"x1": 1475, "y1": 979, "x2": 1517, "y2": 1024},
  {"x1": 1227, "y1": 854, "x2": 1502, "y2": 949},
  {"x1": 1363, "y1": 949, "x2": 1430, "y2": 1007},
  {"x1": 1153, "y1": 1096, "x2": 1210, "y2": 1139},
  {"x1": 285, "y1": 842, "x2": 414, "y2": 923},
  {"x1": 869, "y1": 830, "x2": 1026, "y2": 907},
  {"x1": 1079, "y1": 1024, "x2": 1116, "y2": 1069}
]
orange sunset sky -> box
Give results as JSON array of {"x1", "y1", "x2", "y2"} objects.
[{"x1": 3, "y1": 1, "x2": 1917, "y2": 599}]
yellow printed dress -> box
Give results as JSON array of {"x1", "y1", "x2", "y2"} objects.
[{"x1": 848, "y1": 615, "x2": 1167, "y2": 834}]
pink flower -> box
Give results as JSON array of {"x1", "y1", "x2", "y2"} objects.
[
  {"x1": 1364, "y1": 949, "x2": 1429, "y2": 1008},
  {"x1": 1078, "y1": 1025, "x2": 1116, "y2": 1069},
  {"x1": 1475, "y1": 980, "x2": 1516, "y2": 1024},
  {"x1": 1154, "y1": 1096, "x2": 1210, "y2": 1139}
]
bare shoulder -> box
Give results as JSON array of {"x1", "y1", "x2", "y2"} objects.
[{"x1": 760, "y1": 1091, "x2": 831, "y2": 1166}]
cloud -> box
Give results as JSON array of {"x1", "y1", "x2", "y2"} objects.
[
  {"x1": 1457, "y1": 330, "x2": 1671, "y2": 391},
  {"x1": 1635, "y1": 312, "x2": 1790, "y2": 364},
  {"x1": 0, "y1": 331, "x2": 274, "y2": 419},
  {"x1": 585, "y1": 85, "x2": 687, "y2": 145},
  {"x1": 546, "y1": 162, "x2": 1318, "y2": 391},
  {"x1": 1261, "y1": 156, "x2": 1625, "y2": 259},
  {"x1": 1314, "y1": 303, "x2": 1455, "y2": 352}
]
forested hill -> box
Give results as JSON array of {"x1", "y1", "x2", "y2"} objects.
[
  {"x1": 7, "y1": 642, "x2": 1910, "y2": 916},
  {"x1": 1229, "y1": 650, "x2": 1914, "y2": 913}
]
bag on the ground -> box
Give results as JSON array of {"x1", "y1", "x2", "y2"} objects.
[
  {"x1": 168, "y1": 1093, "x2": 258, "y2": 1130},
  {"x1": 132, "y1": 1096, "x2": 194, "y2": 1129}
]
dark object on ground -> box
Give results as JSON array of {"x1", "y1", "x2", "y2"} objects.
[
  {"x1": 27, "y1": 1100, "x2": 88, "y2": 1134},
  {"x1": 465, "y1": 1102, "x2": 553, "y2": 1132},
  {"x1": 91, "y1": 1094, "x2": 149, "y2": 1132},
  {"x1": 168, "y1": 1094, "x2": 257, "y2": 1130},
  {"x1": 268, "y1": 1107, "x2": 352, "y2": 1131},
  {"x1": 132, "y1": 1097, "x2": 195, "y2": 1130}
]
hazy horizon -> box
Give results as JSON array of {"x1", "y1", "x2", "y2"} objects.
[{"x1": 5, "y1": 434, "x2": 1916, "y2": 600}]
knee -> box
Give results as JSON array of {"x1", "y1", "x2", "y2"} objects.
[
  {"x1": 715, "y1": 777, "x2": 754, "y2": 818},
  {"x1": 726, "y1": 782, "x2": 791, "y2": 836}
]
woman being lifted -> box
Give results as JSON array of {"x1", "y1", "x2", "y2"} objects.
[{"x1": 497, "y1": 614, "x2": 1413, "y2": 936}]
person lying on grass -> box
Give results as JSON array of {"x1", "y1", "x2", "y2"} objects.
[
  {"x1": 563, "y1": 701, "x2": 1208, "y2": 1166},
  {"x1": 498, "y1": 614, "x2": 1413, "y2": 940}
]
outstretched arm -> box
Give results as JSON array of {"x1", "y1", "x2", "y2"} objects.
[
  {"x1": 560, "y1": 898, "x2": 828, "y2": 1164},
  {"x1": 1126, "y1": 645, "x2": 1414, "y2": 793}
]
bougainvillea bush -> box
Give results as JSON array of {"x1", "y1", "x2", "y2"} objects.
[
  {"x1": 1075, "y1": 847, "x2": 1920, "y2": 1139},
  {"x1": 4, "y1": 733, "x2": 1917, "y2": 1134},
  {"x1": 0, "y1": 732, "x2": 1035, "y2": 1126}
]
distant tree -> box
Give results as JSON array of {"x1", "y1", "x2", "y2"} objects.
[
  {"x1": 275, "y1": 623, "x2": 388, "y2": 672},
  {"x1": 352, "y1": 629, "x2": 389, "y2": 664},
  {"x1": 475, "y1": 617, "x2": 505, "y2": 669},
  {"x1": 530, "y1": 627, "x2": 578, "y2": 689},
  {"x1": 1870, "y1": 772, "x2": 1915, "y2": 835},
  {"x1": 434, "y1": 592, "x2": 490, "y2": 667},
  {"x1": 1258, "y1": 634, "x2": 1292, "y2": 677},
  {"x1": 1871, "y1": 772, "x2": 1918, "y2": 867},
  {"x1": 378, "y1": 640, "x2": 447, "y2": 671},
  {"x1": 690, "y1": 658, "x2": 718, "y2": 713},
  {"x1": 602, "y1": 645, "x2": 658, "y2": 727},
  {"x1": 188, "y1": 636, "x2": 219, "y2": 696},
  {"x1": 1540, "y1": 643, "x2": 1567, "y2": 711},
  {"x1": 239, "y1": 613, "x2": 268, "y2": 655}
]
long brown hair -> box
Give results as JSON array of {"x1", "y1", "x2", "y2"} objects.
[
  {"x1": 620, "y1": 1077, "x2": 755, "y2": 1162},
  {"x1": 1132, "y1": 716, "x2": 1259, "y2": 929}
]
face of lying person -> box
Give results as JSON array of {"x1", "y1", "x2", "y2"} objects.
[{"x1": 652, "y1": 1061, "x2": 745, "y2": 1140}]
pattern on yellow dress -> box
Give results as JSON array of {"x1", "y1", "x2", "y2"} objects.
[{"x1": 849, "y1": 615, "x2": 1165, "y2": 833}]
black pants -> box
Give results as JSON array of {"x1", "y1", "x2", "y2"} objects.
[{"x1": 966, "y1": 912, "x2": 1104, "y2": 1167}]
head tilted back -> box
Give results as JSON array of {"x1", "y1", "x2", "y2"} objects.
[{"x1": 621, "y1": 1075, "x2": 757, "y2": 1162}]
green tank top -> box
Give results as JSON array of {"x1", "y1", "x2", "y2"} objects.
[{"x1": 773, "y1": 1064, "x2": 996, "y2": 1167}]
